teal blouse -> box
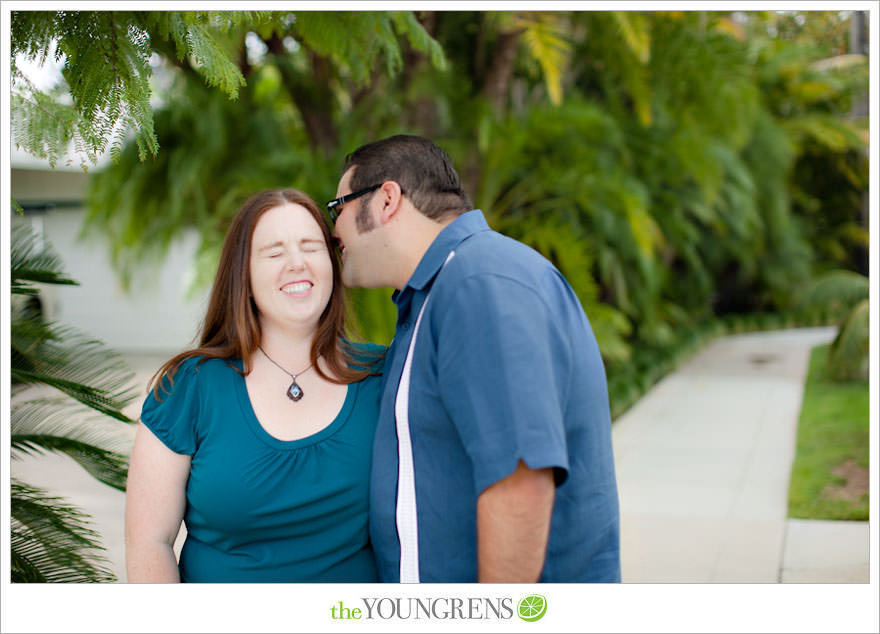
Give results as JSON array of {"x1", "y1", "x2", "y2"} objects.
[{"x1": 140, "y1": 344, "x2": 384, "y2": 583}]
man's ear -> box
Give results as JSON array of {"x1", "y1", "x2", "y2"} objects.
[{"x1": 378, "y1": 181, "x2": 404, "y2": 224}]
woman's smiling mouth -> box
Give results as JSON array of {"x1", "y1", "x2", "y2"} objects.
[{"x1": 282, "y1": 281, "x2": 313, "y2": 296}]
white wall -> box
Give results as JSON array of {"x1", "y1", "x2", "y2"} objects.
[{"x1": 12, "y1": 167, "x2": 210, "y2": 355}]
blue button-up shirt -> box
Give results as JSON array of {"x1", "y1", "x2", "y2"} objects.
[{"x1": 369, "y1": 210, "x2": 620, "y2": 582}]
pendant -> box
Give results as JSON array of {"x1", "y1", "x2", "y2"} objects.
[{"x1": 287, "y1": 379, "x2": 304, "y2": 402}]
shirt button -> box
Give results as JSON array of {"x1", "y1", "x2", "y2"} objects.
[{"x1": 400, "y1": 322, "x2": 411, "y2": 331}]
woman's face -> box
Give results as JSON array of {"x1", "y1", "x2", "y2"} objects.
[{"x1": 249, "y1": 202, "x2": 334, "y2": 336}]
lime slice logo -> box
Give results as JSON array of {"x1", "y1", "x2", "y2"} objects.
[{"x1": 517, "y1": 594, "x2": 547, "y2": 622}]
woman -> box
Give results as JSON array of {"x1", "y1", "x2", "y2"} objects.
[{"x1": 125, "y1": 189, "x2": 384, "y2": 582}]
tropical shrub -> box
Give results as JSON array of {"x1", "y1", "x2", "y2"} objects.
[
  {"x1": 10, "y1": 221, "x2": 136, "y2": 582},
  {"x1": 798, "y1": 269, "x2": 869, "y2": 381}
]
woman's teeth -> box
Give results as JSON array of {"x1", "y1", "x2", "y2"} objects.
[{"x1": 283, "y1": 282, "x2": 312, "y2": 294}]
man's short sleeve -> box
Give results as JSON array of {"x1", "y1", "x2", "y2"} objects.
[
  {"x1": 140, "y1": 358, "x2": 201, "y2": 456},
  {"x1": 435, "y1": 273, "x2": 570, "y2": 494}
]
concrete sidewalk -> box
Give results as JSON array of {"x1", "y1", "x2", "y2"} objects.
[
  {"x1": 11, "y1": 329, "x2": 870, "y2": 583},
  {"x1": 612, "y1": 327, "x2": 869, "y2": 583}
]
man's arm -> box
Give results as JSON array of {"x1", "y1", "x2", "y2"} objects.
[{"x1": 476, "y1": 459, "x2": 555, "y2": 582}]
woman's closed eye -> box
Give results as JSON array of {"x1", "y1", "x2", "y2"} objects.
[{"x1": 301, "y1": 241, "x2": 326, "y2": 253}]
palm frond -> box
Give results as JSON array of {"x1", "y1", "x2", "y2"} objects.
[
  {"x1": 11, "y1": 479, "x2": 117, "y2": 583},
  {"x1": 783, "y1": 113, "x2": 867, "y2": 153},
  {"x1": 610, "y1": 11, "x2": 651, "y2": 63},
  {"x1": 11, "y1": 221, "x2": 79, "y2": 293},
  {"x1": 513, "y1": 12, "x2": 571, "y2": 105},
  {"x1": 11, "y1": 317, "x2": 137, "y2": 422},
  {"x1": 12, "y1": 397, "x2": 133, "y2": 491}
]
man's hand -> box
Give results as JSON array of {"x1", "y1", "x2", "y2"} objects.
[{"x1": 476, "y1": 459, "x2": 555, "y2": 582}]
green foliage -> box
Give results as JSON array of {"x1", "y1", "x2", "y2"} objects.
[
  {"x1": 12, "y1": 313, "x2": 138, "y2": 423},
  {"x1": 16, "y1": 11, "x2": 868, "y2": 400},
  {"x1": 12, "y1": 398, "x2": 131, "y2": 491},
  {"x1": 10, "y1": 220, "x2": 135, "y2": 583},
  {"x1": 85, "y1": 76, "x2": 310, "y2": 289},
  {"x1": 389, "y1": 12, "x2": 447, "y2": 71},
  {"x1": 797, "y1": 269, "x2": 869, "y2": 320},
  {"x1": 347, "y1": 288, "x2": 398, "y2": 347},
  {"x1": 827, "y1": 299, "x2": 869, "y2": 382},
  {"x1": 141, "y1": 11, "x2": 270, "y2": 99},
  {"x1": 12, "y1": 480, "x2": 117, "y2": 583},
  {"x1": 787, "y1": 344, "x2": 868, "y2": 521},
  {"x1": 480, "y1": 99, "x2": 636, "y2": 359},
  {"x1": 513, "y1": 12, "x2": 571, "y2": 105},
  {"x1": 10, "y1": 221, "x2": 79, "y2": 292},
  {"x1": 796, "y1": 269, "x2": 869, "y2": 382},
  {"x1": 11, "y1": 10, "x2": 273, "y2": 166},
  {"x1": 78, "y1": 11, "x2": 445, "y2": 290},
  {"x1": 751, "y1": 23, "x2": 869, "y2": 276},
  {"x1": 292, "y1": 11, "x2": 445, "y2": 85}
]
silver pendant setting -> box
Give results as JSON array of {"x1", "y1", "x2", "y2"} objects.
[{"x1": 287, "y1": 380, "x2": 304, "y2": 402}]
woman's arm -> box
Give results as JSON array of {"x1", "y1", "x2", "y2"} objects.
[{"x1": 125, "y1": 422, "x2": 191, "y2": 582}]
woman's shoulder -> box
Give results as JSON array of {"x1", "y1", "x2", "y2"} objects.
[
  {"x1": 153, "y1": 355, "x2": 238, "y2": 393},
  {"x1": 170, "y1": 354, "x2": 238, "y2": 376}
]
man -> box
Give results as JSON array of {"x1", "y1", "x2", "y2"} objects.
[{"x1": 328, "y1": 135, "x2": 620, "y2": 582}]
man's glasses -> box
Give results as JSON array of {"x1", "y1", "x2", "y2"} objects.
[{"x1": 325, "y1": 184, "x2": 382, "y2": 224}]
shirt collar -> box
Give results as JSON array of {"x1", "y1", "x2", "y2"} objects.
[{"x1": 394, "y1": 209, "x2": 489, "y2": 301}]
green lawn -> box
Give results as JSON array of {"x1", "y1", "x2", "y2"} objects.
[{"x1": 788, "y1": 344, "x2": 869, "y2": 520}]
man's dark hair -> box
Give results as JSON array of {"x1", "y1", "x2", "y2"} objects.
[{"x1": 343, "y1": 135, "x2": 473, "y2": 220}]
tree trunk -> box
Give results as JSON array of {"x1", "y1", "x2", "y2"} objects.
[
  {"x1": 461, "y1": 26, "x2": 523, "y2": 202},
  {"x1": 483, "y1": 28, "x2": 522, "y2": 114},
  {"x1": 401, "y1": 11, "x2": 441, "y2": 136},
  {"x1": 266, "y1": 35, "x2": 338, "y2": 156}
]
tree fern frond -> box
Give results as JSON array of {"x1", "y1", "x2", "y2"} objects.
[
  {"x1": 207, "y1": 10, "x2": 275, "y2": 30},
  {"x1": 56, "y1": 12, "x2": 157, "y2": 160},
  {"x1": 11, "y1": 479, "x2": 117, "y2": 583},
  {"x1": 185, "y1": 24, "x2": 246, "y2": 99},
  {"x1": 10, "y1": 91, "x2": 80, "y2": 168},
  {"x1": 293, "y1": 12, "x2": 405, "y2": 85},
  {"x1": 10, "y1": 10, "x2": 58, "y2": 63},
  {"x1": 144, "y1": 11, "x2": 192, "y2": 61},
  {"x1": 13, "y1": 10, "x2": 260, "y2": 167}
]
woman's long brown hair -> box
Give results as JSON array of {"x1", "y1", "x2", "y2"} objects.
[{"x1": 150, "y1": 188, "x2": 378, "y2": 397}]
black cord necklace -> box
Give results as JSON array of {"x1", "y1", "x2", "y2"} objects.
[{"x1": 259, "y1": 347, "x2": 315, "y2": 402}]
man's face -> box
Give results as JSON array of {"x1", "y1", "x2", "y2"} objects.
[{"x1": 332, "y1": 168, "x2": 386, "y2": 288}]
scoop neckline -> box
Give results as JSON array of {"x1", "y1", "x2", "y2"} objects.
[{"x1": 231, "y1": 359, "x2": 358, "y2": 450}]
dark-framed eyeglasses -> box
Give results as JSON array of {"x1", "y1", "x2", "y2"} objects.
[{"x1": 325, "y1": 184, "x2": 382, "y2": 224}]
